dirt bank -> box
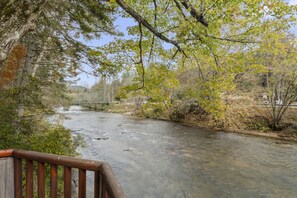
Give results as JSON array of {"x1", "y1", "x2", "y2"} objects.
[{"x1": 103, "y1": 103, "x2": 297, "y2": 143}]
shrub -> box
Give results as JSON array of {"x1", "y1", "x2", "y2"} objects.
[{"x1": 169, "y1": 99, "x2": 207, "y2": 121}]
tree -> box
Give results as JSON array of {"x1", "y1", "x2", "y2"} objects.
[
  {"x1": 0, "y1": 0, "x2": 118, "y2": 118},
  {"x1": 0, "y1": 0, "x2": 116, "y2": 70},
  {"x1": 254, "y1": 34, "x2": 297, "y2": 129},
  {"x1": 0, "y1": 0, "x2": 117, "y2": 156},
  {"x1": 0, "y1": 0, "x2": 47, "y2": 67},
  {"x1": 0, "y1": 44, "x2": 27, "y2": 87},
  {"x1": 89, "y1": 0, "x2": 296, "y2": 119},
  {"x1": 113, "y1": 0, "x2": 296, "y2": 56}
]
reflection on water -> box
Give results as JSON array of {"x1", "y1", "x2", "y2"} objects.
[{"x1": 63, "y1": 106, "x2": 297, "y2": 198}]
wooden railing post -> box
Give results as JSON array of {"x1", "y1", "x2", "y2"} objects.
[
  {"x1": 37, "y1": 162, "x2": 45, "y2": 198},
  {"x1": 26, "y1": 160, "x2": 34, "y2": 198},
  {"x1": 79, "y1": 169, "x2": 86, "y2": 198},
  {"x1": 14, "y1": 158, "x2": 22, "y2": 198},
  {"x1": 50, "y1": 164, "x2": 58, "y2": 198},
  {"x1": 101, "y1": 173, "x2": 107, "y2": 198},
  {"x1": 64, "y1": 166, "x2": 72, "y2": 198},
  {"x1": 94, "y1": 171, "x2": 100, "y2": 198}
]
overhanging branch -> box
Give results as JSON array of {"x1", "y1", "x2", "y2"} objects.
[
  {"x1": 115, "y1": 0, "x2": 184, "y2": 55},
  {"x1": 179, "y1": 0, "x2": 208, "y2": 27}
]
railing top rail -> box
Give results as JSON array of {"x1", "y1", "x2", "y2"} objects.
[
  {"x1": 0, "y1": 149, "x2": 13, "y2": 157},
  {"x1": 0, "y1": 149, "x2": 103, "y2": 171}
]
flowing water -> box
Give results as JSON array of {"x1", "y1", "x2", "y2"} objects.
[{"x1": 62, "y1": 106, "x2": 297, "y2": 198}]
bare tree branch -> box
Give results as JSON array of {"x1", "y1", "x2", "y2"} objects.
[
  {"x1": 173, "y1": 0, "x2": 188, "y2": 21},
  {"x1": 162, "y1": 0, "x2": 171, "y2": 14},
  {"x1": 138, "y1": 23, "x2": 145, "y2": 89},
  {"x1": 203, "y1": 0, "x2": 220, "y2": 16},
  {"x1": 115, "y1": 0, "x2": 184, "y2": 55},
  {"x1": 179, "y1": 0, "x2": 208, "y2": 27},
  {"x1": 148, "y1": 0, "x2": 158, "y2": 63},
  {"x1": 159, "y1": 26, "x2": 179, "y2": 34},
  {"x1": 203, "y1": 34, "x2": 261, "y2": 44}
]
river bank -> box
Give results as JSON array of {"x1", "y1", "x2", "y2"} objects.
[
  {"x1": 85, "y1": 102, "x2": 297, "y2": 143},
  {"x1": 166, "y1": 118, "x2": 297, "y2": 143}
]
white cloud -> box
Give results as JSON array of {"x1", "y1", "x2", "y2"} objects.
[{"x1": 289, "y1": 0, "x2": 297, "y2": 5}]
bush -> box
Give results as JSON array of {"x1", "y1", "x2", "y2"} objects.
[
  {"x1": 140, "y1": 102, "x2": 167, "y2": 119},
  {"x1": 219, "y1": 95, "x2": 271, "y2": 131},
  {"x1": 29, "y1": 123, "x2": 84, "y2": 156},
  {"x1": 169, "y1": 100, "x2": 206, "y2": 121},
  {"x1": 0, "y1": 87, "x2": 84, "y2": 156}
]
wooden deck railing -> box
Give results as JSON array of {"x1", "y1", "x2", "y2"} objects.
[{"x1": 0, "y1": 149, "x2": 126, "y2": 198}]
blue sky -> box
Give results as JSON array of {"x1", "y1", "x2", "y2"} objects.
[
  {"x1": 74, "y1": 1, "x2": 297, "y2": 87},
  {"x1": 74, "y1": 17, "x2": 136, "y2": 87},
  {"x1": 289, "y1": 0, "x2": 297, "y2": 5}
]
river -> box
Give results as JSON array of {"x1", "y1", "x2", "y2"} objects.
[{"x1": 62, "y1": 106, "x2": 297, "y2": 198}]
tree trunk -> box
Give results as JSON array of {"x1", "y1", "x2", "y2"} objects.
[
  {"x1": 0, "y1": 0, "x2": 48, "y2": 70},
  {"x1": 31, "y1": 36, "x2": 52, "y2": 77}
]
